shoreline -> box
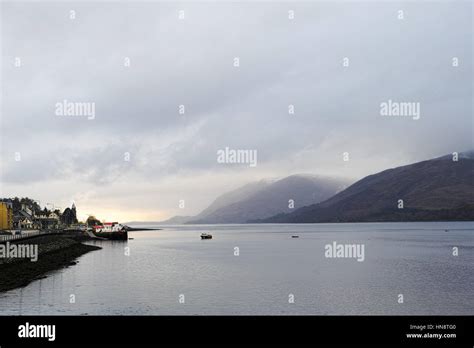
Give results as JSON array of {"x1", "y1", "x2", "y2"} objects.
[{"x1": 0, "y1": 234, "x2": 101, "y2": 293}]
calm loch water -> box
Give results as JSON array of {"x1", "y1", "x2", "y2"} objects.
[{"x1": 0, "y1": 222, "x2": 473, "y2": 315}]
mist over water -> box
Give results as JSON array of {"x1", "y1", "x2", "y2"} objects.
[{"x1": 0, "y1": 222, "x2": 472, "y2": 315}]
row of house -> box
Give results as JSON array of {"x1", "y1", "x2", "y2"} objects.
[{"x1": 0, "y1": 200, "x2": 78, "y2": 231}]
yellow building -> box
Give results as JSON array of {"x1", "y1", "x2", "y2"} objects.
[{"x1": 0, "y1": 202, "x2": 13, "y2": 230}]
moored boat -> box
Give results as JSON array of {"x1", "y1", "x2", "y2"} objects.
[
  {"x1": 92, "y1": 222, "x2": 128, "y2": 240},
  {"x1": 201, "y1": 233, "x2": 212, "y2": 239}
]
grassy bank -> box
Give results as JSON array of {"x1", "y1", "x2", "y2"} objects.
[{"x1": 0, "y1": 234, "x2": 101, "y2": 292}]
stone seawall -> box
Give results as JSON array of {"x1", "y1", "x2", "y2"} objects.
[{"x1": 0, "y1": 235, "x2": 101, "y2": 292}]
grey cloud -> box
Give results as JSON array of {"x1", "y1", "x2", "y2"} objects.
[{"x1": 1, "y1": 1, "x2": 472, "y2": 218}]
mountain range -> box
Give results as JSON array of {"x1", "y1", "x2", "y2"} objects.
[
  {"x1": 155, "y1": 151, "x2": 474, "y2": 225},
  {"x1": 254, "y1": 151, "x2": 474, "y2": 223}
]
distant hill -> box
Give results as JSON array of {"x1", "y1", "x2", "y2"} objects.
[
  {"x1": 124, "y1": 216, "x2": 194, "y2": 226},
  {"x1": 193, "y1": 179, "x2": 274, "y2": 220},
  {"x1": 254, "y1": 152, "x2": 474, "y2": 223},
  {"x1": 156, "y1": 215, "x2": 195, "y2": 224},
  {"x1": 186, "y1": 174, "x2": 350, "y2": 224}
]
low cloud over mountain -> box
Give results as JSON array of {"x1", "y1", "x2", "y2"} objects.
[{"x1": 164, "y1": 174, "x2": 349, "y2": 224}]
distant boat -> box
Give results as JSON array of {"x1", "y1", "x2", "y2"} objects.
[
  {"x1": 291, "y1": 235, "x2": 299, "y2": 238},
  {"x1": 201, "y1": 233, "x2": 212, "y2": 239}
]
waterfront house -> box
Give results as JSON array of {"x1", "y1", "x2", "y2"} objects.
[
  {"x1": 35, "y1": 211, "x2": 60, "y2": 229},
  {"x1": 13, "y1": 210, "x2": 35, "y2": 229},
  {"x1": 0, "y1": 201, "x2": 14, "y2": 230},
  {"x1": 20, "y1": 203, "x2": 34, "y2": 216}
]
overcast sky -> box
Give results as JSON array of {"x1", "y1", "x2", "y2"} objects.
[{"x1": 0, "y1": 1, "x2": 472, "y2": 222}]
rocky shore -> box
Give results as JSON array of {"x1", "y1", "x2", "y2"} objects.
[{"x1": 0, "y1": 234, "x2": 101, "y2": 292}]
